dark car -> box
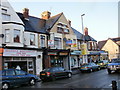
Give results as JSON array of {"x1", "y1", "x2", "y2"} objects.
[
  {"x1": 80, "y1": 62, "x2": 101, "y2": 73},
  {"x1": 1, "y1": 69, "x2": 40, "y2": 90},
  {"x1": 40, "y1": 67, "x2": 72, "y2": 81},
  {"x1": 97, "y1": 60, "x2": 109, "y2": 68},
  {"x1": 107, "y1": 58, "x2": 120, "y2": 74}
]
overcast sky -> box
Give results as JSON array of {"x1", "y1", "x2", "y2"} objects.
[{"x1": 8, "y1": 0, "x2": 119, "y2": 41}]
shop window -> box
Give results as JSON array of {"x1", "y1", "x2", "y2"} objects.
[
  {"x1": 30, "y1": 34, "x2": 35, "y2": 45},
  {"x1": 5, "y1": 29, "x2": 10, "y2": 43},
  {"x1": 40, "y1": 35, "x2": 45, "y2": 48},
  {"x1": 14, "y1": 29, "x2": 20, "y2": 43},
  {"x1": 15, "y1": 69, "x2": 26, "y2": 75}
]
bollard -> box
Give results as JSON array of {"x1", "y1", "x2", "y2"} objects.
[{"x1": 112, "y1": 80, "x2": 117, "y2": 90}]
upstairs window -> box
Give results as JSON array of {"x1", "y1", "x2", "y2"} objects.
[
  {"x1": 54, "y1": 37, "x2": 62, "y2": 49},
  {"x1": 30, "y1": 34, "x2": 35, "y2": 45},
  {"x1": 57, "y1": 27, "x2": 63, "y2": 33},
  {"x1": 5, "y1": 29, "x2": 10, "y2": 43},
  {"x1": 64, "y1": 29, "x2": 69, "y2": 33},
  {"x1": 2, "y1": 14, "x2": 10, "y2": 21},
  {"x1": 40, "y1": 35, "x2": 45, "y2": 48},
  {"x1": 14, "y1": 30, "x2": 20, "y2": 43},
  {"x1": 2, "y1": 8, "x2": 7, "y2": 14}
]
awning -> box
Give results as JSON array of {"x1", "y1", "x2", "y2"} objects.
[
  {"x1": 71, "y1": 51, "x2": 81, "y2": 55},
  {"x1": 88, "y1": 51, "x2": 100, "y2": 55}
]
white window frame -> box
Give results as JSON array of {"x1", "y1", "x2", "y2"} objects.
[
  {"x1": 5, "y1": 29, "x2": 10, "y2": 43},
  {"x1": 30, "y1": 34, "x2": 35, "y2": 45},
  {"x1": 54, "y1": 37, "x2": 62, "y2": 49},
  {"x1": 14, "y1": 29, "x2": 20, "y2": 43},
  {"x1": 40, "y1": 35, "x2": 45, "y2": 48}
]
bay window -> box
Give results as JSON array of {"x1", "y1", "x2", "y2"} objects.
[
  {"x1": 14, "y1": 30, "x2": 20, "y2": 43},
  {"x1": 30, "y1": 34, "x2": 35, "y2": 45}
]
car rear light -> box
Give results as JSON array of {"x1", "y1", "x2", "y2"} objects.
[
  {"x1": 46, "y1": 72, "x2": 51, "y2": 76},
  {"x1": 85, "y1": 67, "x2": 89, "y2": 68}
]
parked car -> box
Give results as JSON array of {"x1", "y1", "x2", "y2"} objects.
[
  {"x1": 40, "y1": 67, "x2": 72, "y2": 81},
  {"x1": 97, "y1": 60, "x2": 109, "y2": 68},
  {"x1": 1, "y1": 69, "x2": 40, "y2": 90},
  {"x1": 80, "y1": 63, "x2": 101, "y2": 73},
  {"x1": 107, "y1": 58, "x2": 120, "y2": 74}
]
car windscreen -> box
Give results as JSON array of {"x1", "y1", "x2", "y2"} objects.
[
  {"x1": 81, "y1": 64, "x2": 89, "y2": 67},
  {"x1": 98, "y1": 61, "x2": 103, "y2": 63},
  {"x1": 111, "y1": 60, "x2": 120, "y2": 63}
]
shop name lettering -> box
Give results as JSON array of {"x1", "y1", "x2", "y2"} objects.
[
  {"x1": 4, "y1": 49, "x2": 36, "y2": 56},
  {"x1": 5, "y1": 50, "x2": 35, "y2": 53}
]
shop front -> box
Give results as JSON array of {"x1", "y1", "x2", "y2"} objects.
[
  {"x1": 3, "y1": 49, "x2": 37, "y2": 74},
  {"x1": 88, "y1": 51, "x2": 100, "y2": 63},
  {"x1": 43, "y1": 49, "x2": 70, "y2": 70},
  {"x1": 70, "y1": 50, "x2": 82, "y2": 69}
]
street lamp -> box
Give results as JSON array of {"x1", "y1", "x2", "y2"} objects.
[
  {"x1": 81, "y1": 14, "x2": 88, "y2": 64},
  {"x1": 81, "y1": 14, "x2": 85, "y2": 42}
]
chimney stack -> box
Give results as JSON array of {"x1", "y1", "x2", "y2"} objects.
[
  {"x1": 41, "y1": 11, "x2": 51, "y2": 20},
  {"x1": 84, "y1": 27, "x2": 88, "y2": 36},
  {"x1": 23, "y1": 8, "x2": 29, "y2": 19}
]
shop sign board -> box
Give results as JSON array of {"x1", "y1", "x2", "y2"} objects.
[
  {"x1": 59, "y1": 52, "x2": 68, "y2": 56},
  {"x1": 80, "y1": 43, "x2": 88, "y2": 55},
  {"x1": 48, "y1": 40, "x2": 54, "y2": 46},
  {"x1": 3, "y1": 49, "x2": 37, "y2": 57}
]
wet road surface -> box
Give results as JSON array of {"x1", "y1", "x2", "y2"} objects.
[{"x1": 12, "y1": 69, "x2": 120, "y2": 89}]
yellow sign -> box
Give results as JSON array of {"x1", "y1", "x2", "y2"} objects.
[{"x1": 80, "y1": 43, "x2": 88, "y2": 55}]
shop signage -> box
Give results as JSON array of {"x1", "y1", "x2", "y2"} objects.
[
  {"x1": 59, "y1": 52, "x2": 68, "y2": 55},
  {"x1": 80, "y1": 43, "x2": 88, "y2": 55},
  {"x1": 3, "y1": 49, "x2": 37, "y2": 57},
  {"x1": 48, "y1": 40, "x2": 54, "y2": 46},
  {"x1": 48, "y1": 52, "x2": 57, "y2": 55}
]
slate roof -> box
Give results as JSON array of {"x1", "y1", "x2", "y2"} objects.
[
  {"x1": 17, "y1": 12, "x2": 49, "y2": 34},
  {"x1": 72, "y1": 27, "x2": 97, "y2": 42},
  {"x1": 45, "y1": 12, "x2": 63, "y2": 29},
  {"x1": 72, "y1": 27, "x2": 83, "y2": 40}
]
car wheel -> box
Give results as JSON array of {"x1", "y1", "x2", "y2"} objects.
[
  {"x1": 108, "y1": 69, "x2": 112, "y2": 74},
  {"x1": 68, "y1": 73, "x2": 72, "y2": 78},
  {"x1": 29, "y1": 78, "x2": 36, "y2": 86},
  {"x1": 2, "y1": 83, "x2": 9, "y2": 90}
]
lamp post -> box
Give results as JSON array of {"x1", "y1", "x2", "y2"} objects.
[{"x1": 81, "y1": 14, "x2": 88, "y2": 63}]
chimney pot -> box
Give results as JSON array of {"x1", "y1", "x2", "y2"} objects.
[
  {"x1": 84, "y1": 27, "x2": 88, "y2": 36},
  {"x1": 41, "y1": 11, "x2": 51, "y2": 20},
  {"x1": 23, "y1": 8, "x2": 29, "y2": 19}
]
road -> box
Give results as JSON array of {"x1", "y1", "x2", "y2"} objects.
[{"x1": 12, "y1": 69, "x2": 120, "y2": 90}]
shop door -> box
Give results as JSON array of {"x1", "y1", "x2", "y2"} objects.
[{"x1": 27, "y1": 60, "x2": 34, "y2": 74}]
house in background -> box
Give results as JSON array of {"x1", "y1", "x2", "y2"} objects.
[{"x1": 98, "y1": 37, "x2": 120, "y2": 61}]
